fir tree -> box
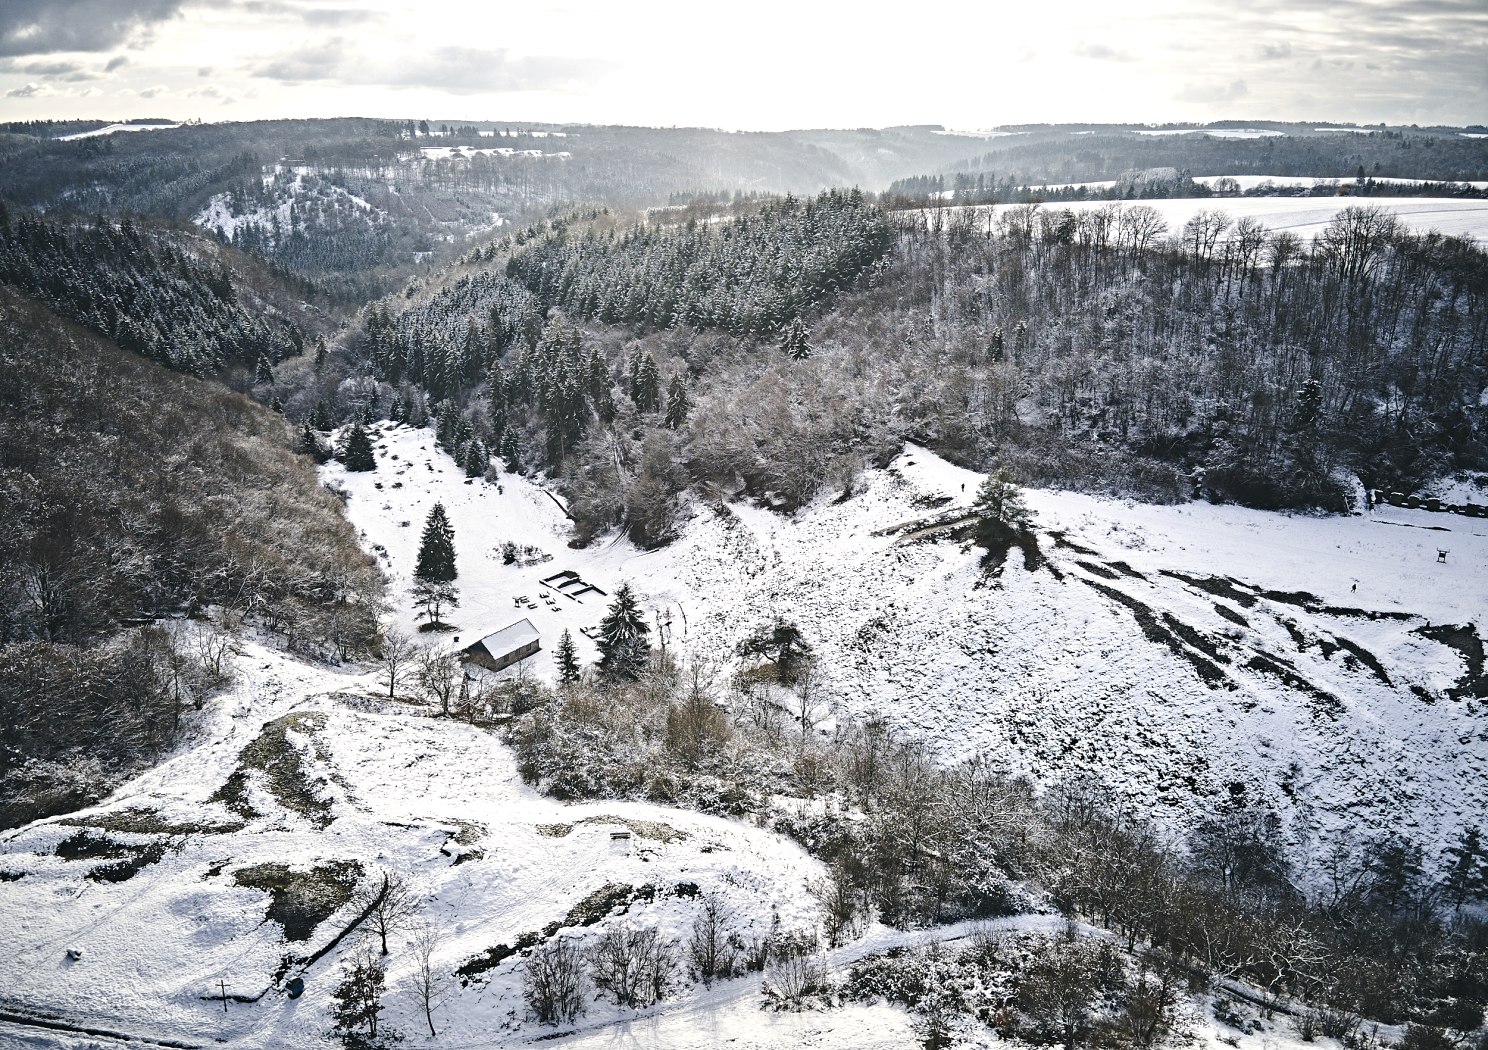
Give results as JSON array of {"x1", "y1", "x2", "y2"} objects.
[
  {"x1": 341, "y1": 422, "x2": 376, "y2": 472},
  {"x1": 330, "y1": 948, "x2": 387, "y2": 1045},
  {"x1": 780, "y1": 317, "x2": 812, "y2": 360},
  {"x1": 254, "y1": 353, "x2": 274, "y2": 385},
  {"x1": 631, "y1": 352, "x2": 661, "y2": 413},
  {"x1": 311, "y1": 398, "x2": 335, "y2": 431},
  {"x1": 596, "y1": 581, "x2": 650, "y2": 683},
  {"x1": 555, "y1": 628, "x2": 580, "y2": 684},
  {"x1": 462, "y1": 437, "x2": 486, "y2": 478},
  {"x1": 1443, "y1": 825, "x2": 1488, "y2": 911},
  {"x1": 664, "y1": 374, "x2": 690, "y2": 430},
  {"x1": 415, "y1": 502, "x2": 458, "y2": 583}
]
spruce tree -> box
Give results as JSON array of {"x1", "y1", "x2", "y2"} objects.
[
  {"x1": 664, "y1": 375, "x2": 690, "y2": 430},
  {"x1": 341, "y1": 422, "x2": 376, "y2": 472},
  {"x1": 254, "y1": 353, "x2": 274, "y2": 385},
  {"x1": 555, "y1": 629, "x2": 580, "y2": 684},
  {"x1": 631, "y1": 353, "x2": 661, "y2": 413},
  {"x1": 780, "y1": 317, "x2": 812, "y2": 360},
  {"x1": 462, "y1": 437, "x2": 486, "y2": 478},
  {"x1": 330, "y1": 948, "x2": 387, "y2": 1043},
  {"x1": 413, "y1": 503, "x2": 459, "y2": 629},
  {"x1": 596, "y1": 582, "x2": 650, "y2": 683},
  {"x1": 415, "y1": 502, "x2": 458, "y2": 583}
]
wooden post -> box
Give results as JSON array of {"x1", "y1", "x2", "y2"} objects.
[{"x1": 220, "y1": 979, "x2": 228, "y2": 1013}]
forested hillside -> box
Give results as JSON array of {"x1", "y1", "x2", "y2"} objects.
[
  {"x1": 293, "y1": 192, "x2": 1486, "y2": 558},
  {"x1": 0, "y1": 290, "x2": 381, "y2": 828},
  {"x1": 0, "y1": 208, "x2": 323, "y2": 378},
  {"x1": 925, "y1": 125, "x2": 1488, "y2": 184}
]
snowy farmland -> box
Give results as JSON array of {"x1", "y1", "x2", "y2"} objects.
[{"x1": 926, "y1": 197, "x2": 1488, "y2": 242}]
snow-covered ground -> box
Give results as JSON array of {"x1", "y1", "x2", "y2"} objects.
[
  {"x1": 1025, "y1": 175, "x2": 1488, "y2": 192},
  {"x1": 932, "y1": 197, "x2": 1488, "y2": 241},
  {"x1": 2, "y1": 421, "x2": 1478, "y2": 1046},
  {"x1": 194, "y1": 169, "x2": 382, "y2": 242},
  {"x1": 54, "y1": 122, "x2": 182, "y2": 141},
  {"x1": 331, "y1": 426, "x2": 1487, "y2": 875}
]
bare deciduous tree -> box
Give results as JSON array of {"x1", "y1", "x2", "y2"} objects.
[
  {"x1": 409, "y1": 923, "x2": 447, "y2": 1037},
  {"x1": 354, "y1": 870, "x2": 420, "y2": 956},
  {"x1": 523, "y1": 937, "x2": 587, "y2": 1025},
  {"x1": 379, "y1": 627, "x2": 417, "y2": 700}
]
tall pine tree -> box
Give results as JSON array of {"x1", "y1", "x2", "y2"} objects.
[
  {"x1": 415, "y1": 502, "x2": 458, "y2": 583},
  {"x1": 340, "y1": 421, "x2": 376, "y2": 472},
  {"x1": 554, "y1": 628, "x2": 580, "y2": 684},
  {"x1": 596, "y1": 582, "x2": 650, "y2": 682}
]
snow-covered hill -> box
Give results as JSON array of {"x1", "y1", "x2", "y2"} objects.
[
  {"x1": 330, "y1": 425, "x2": 1485, "y2": 879},
  {"x1": 1, "y1": 421, "x2": 1481, "y2": 1047}
]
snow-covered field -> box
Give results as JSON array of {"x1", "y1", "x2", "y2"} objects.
[
  {"x1": 1, "y1": 422, "x2": 1482, "y2": 1047},
  {"x1": 54, "y1": 122, "x2": 182, "y2": 141},
  {"x1": 933, "y1": 196, "x2": 1488, "y2": 241}
]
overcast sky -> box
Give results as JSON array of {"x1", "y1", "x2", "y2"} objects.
[{"x1": 1, "y1": 0, "x2": 1484, "y2": 129}]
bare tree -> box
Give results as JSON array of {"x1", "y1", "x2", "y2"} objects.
[
  {"x1": 688, "y1": 894, "x2": 738, "y2": 987},
  {"x1": 379, "y1": 627, "x2": 417, "y2": 700},
  {"x1": 354, "y1": 870, "x2": 420, "y2": 956},
  {"x1": 588, "y1": 923, "x2": 678, "y2": 1008},
  {"x1": 409, "y1": 923, "x2": 447, "y2": 1037},
  {"x1": 524, "y1": 937, "x2": 588, "y2": 1024},
  {"x1": 790, "y1": 663, "x2": 829, "y2": 742},
  {"x1": 417, "y1": 648, "x2": 461, "y2": 716}
]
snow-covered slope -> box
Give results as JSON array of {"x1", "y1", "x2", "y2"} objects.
[
  {"x1": 330, "y1": 425, "x2": 1485, "y2": 878},
  {"x1": 0, "y1": 638, "x2": 834, "y2": 1047},
  {"x1": 2, "y1": 422, "x2": 1481, "y2": 1047}
]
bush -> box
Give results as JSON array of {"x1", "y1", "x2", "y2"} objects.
[
  {"x1": 588, "y1": 923, "x2": 678, "y2": 1009},
  {"x1": 523, "y1": 938, "x2": 587, "y2": 1025}
]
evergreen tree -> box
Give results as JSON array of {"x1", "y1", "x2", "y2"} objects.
[
  {"x1": 412, "y1": 578, "x2": 459, "y2": 631},
  {"x1": 340, "y1": 422, "x2": 376, "y2": 472},
  {"x1": 297, "y1": 419, "x2": 330, "y2": 462},
  {"x1": 500, "y1": 431, "x2": 521, "y2": 473},
  {"x1": 780, "y1": 317, "x2": 812, "y2": 360},
  {"x1": 330, "y1": 948, "x2": 387, "y2": 1045},
  {"x1": 311, "y1": 398, "x2": 335, "y2": 431},
  {"x1": 973, "y1": 469, "x2": 1035, "y2": 535},
  {"x1": 436, "y1": 400, "x2": 460, "y2": 452},
  {"x1": 254, "y1": 353, "x2": 274, "y2": 385},
  {"x1": 555, "y1": 628, "x2": 580, "y2": 684},
  {"x1": 631, "y1": 352, "x2": 661, "y2": 413},
  {"x1": 1443, "y1": 825, "x2": 1488, "y2": 911},
  {"x1": 596, "y1": 581, "x2": 650, "y2": 682},
  {"x1": 462, "y1": 437, "x2": 486, "y2": 478},
  {"x1": 415, "y1": 503, "x2": 457, "y2": 583},
  {"x1": 663, "y1": 374, "x2": 690, "y2": 430}
]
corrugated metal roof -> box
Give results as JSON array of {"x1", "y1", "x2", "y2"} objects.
[{"x1": 466, "y1": 618, "x2": 540, "y2": 659}]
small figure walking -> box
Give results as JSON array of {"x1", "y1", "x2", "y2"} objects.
[{"x1": 1351, "y1": 583, "x2": 1357, "y2": 593}]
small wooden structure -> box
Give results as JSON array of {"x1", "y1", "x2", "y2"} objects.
[
  {"x1": 1437, "y1": 549, "x2": 1449, "y2": 564},
  {"x1": 459, "y1": 618, "x2": 541, "y2": 672}
]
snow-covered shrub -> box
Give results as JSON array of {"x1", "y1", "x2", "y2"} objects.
[
  {"x1": 587, "y1": 922, "x2": 678, "y2": 1008},
  {"x1": 523, "y1": 937, "x2": 587, "y2": 1025}
]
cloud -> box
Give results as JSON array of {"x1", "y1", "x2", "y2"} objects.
[
  {"x1": 105, "y1": 54, "x2": 129, "y2": 72},
  {"x1": 0, "y1": 0, "x2": 184, "y2": 56},
  {"x1": 137, "y1": 84, "x2": 167, "y2": 98},
  {"x1": 1257, "y1": 41, "x2": 1293, "y2": 60},
  {"x1": 1179, "y1": 78, "x2": 1250, "y2": 105},
  {"x1": 252, "y1": 37, "x2": 345, "y2": 81},
  {"x1": 1074, "y1": 42, "x2": 1132, "y2": 62},
  {"x1": 252, "y1": 40, "x2": 604, "y2": 94},
  {"x1": 4, "y1": 80, "x2": 52, "y2": 97},
  {"x1": 237, "y1": 1, "x2": 381, "y2": 26}
]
